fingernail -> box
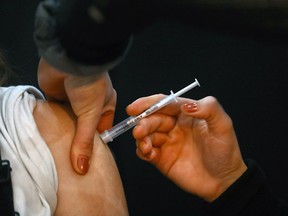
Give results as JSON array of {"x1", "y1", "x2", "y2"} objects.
[
  {"x1": 77, "y1": 155, "x2": 89, "y2": 173},
  {"x1": 147, "y1": 149, "x2": 155, "y2": 160},
  {"x1": 183, "y1": 102, "x2": 198, "y2": 113}
]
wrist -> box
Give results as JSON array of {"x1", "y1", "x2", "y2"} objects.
[
  {"x1": 204, "y1": 162, "x2": 248, "y2": 202},
  {"x1": 204, "y1": 159, "x2": 274, "y2": 215}
]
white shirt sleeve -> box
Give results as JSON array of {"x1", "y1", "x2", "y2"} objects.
[{"x1": 0, "y1": 85, "x2": 58, "y2": 216}]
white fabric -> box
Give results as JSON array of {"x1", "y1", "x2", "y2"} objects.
[{"x1": 0, "y1": 86, "x2": 58, "y2": 216}]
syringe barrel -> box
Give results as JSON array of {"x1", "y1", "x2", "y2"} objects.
[
  {"x1": 100, "y1": 95, "x2": 175, "y2": 143},
  {"x1": 100, "y1": 116, "x2": 136, "y2": 143},
  {"x1": 143, "y1": 92, "x2": 176, "y2": 116},
  {"x1": 100, "y1": 79, "x2": 200, "y2": 143}
]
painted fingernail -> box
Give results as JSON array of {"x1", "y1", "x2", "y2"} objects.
[
  {"x1": 77, "y1": 155, "x2": 89, "y2": 173},
  {"x1": 183, "y1": 102, "x2": 198, "y2": 113}
]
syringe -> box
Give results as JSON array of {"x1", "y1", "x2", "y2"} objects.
[{"x1": 100, "y1": 78, "x2": 200, "y2": 143}]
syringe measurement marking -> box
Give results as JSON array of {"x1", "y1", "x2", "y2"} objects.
[
  {"x1": 114, "y1": 124, "x2": 129, "y2": 134},
  {"x1": 100, "y1": 79, "x2": 200, "y2": 143},
  {"x1": 127, "y1": 104, "x2": 161, "y2": 126},
  {"x1": 145, "y1": 104, "x2": 160, "y2": 115}
]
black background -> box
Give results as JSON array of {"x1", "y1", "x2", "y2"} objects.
[{"x1": 1, "y1": 1, "x2": 288, "y2": 215}]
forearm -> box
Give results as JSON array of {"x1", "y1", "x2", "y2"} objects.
[{"x1": 205, "y1": 159, "x2": 288, "y2": 216}]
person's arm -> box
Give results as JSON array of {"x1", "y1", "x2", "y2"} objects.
[
  {"x1": 34, "y1": 0, "x2": 128, "y2": 175},
  {"x1": 33, "y1": 97, "x2": 128, "y2": 215},
  {"x1": 126, "y1": 95, "x2": 288, "y2": 214},
  {"x1": 127, "y1": 95, "x2": 247, "y2": 201},
  {"x1": 205, "y1": 159, "x2": 288, "y2": 216},
  {"x1": 33, "y1": 0, "x2": 288, "y2": 176},
  {"x1": 37, "y1": 58, "x2": 117, "y2": 174}
]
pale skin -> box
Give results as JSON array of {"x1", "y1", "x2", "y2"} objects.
[
  {"x1": 37, "y1": 58, "x2": 116, "y2": 174},
  {"x1": 35, "y1": 59, "x2": 128, "y2": 215},
  {"x1": 33, "y1": 94, "x2": 128, "y2": 215},
  {"x1": 126, "y1": 95, "x2": 247, "y2": 202},
  {"x1": 37, "y1": 58, "x2": 246, "y2": 203}
]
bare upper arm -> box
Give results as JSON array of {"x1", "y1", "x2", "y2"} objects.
[{"x1": 33, "y1": 100, "x2": 128, "y2": 216}]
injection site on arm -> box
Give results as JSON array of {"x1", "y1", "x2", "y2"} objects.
[{"x1": 100, "y1": 79, "x2": 200, "y2": 143}]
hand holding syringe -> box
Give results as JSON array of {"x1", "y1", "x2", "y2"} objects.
[{"x1": 100, "y1": 79, "x2": 200, "y2": 143}]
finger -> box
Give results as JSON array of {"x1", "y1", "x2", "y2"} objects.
[
  {"x1": 37, "y1": 58, "x2": 68, "y2": 101},
  {"x1": 132, "y1": 114, "x2": 176, "y2": 139},
  {"x1": 127, "y1": 94, "x2": 193, "y2": 117},
  {"x1": 138, "y1": 133, "x2": 168, "y2": 148},
  {"x1": 181, "y1": 96, "x2": 233, "y2": 135},
  {"x1": 70, "y1": 116, "x2": 97, "y2": 175},
  {"x1": 136, "y1": 146, "x2": 158, "y2": 162},
  {"x1": 136, "y1": 148, "x2": 153, "y2": 161},
  {"x1": 136, "y1": 138, "x2": 153, "y2": 156},
  {"x1": 136, "y1": 132, "x2": 167, "y2": 152},
  {"x1": 97, "y1": 89, "x2": 117, "y2": 133},
  {"x1": 126, "y1": 94, "x2": 166, "y2": 115},
  {"x1": 97, "y1": 110, "x2": 115, "y2": 133}
]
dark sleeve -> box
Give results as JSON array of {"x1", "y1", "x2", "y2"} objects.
[
  {"x1": 33, "y1": 0, "x2": 134, "y2": 76},
  {"x1": 205, "y1": 159, "x2": 288, "y2": 216},
  {"x1": 34, "y1": 0, "x2": 288, "y2": 76}
]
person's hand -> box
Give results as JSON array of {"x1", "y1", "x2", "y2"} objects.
[
  {"x1": 126, "y1": 95, "x2": 247, "y2": 202},
  {"x1": 37, "y1": 58, "x2": 116, "y2": 174}
]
